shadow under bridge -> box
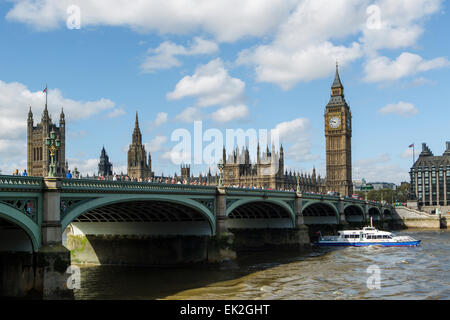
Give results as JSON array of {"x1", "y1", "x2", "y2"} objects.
[{"x1": 67, "y1": 200, "x2": 214, "y2": 237}]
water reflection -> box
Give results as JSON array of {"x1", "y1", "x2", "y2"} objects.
[{"x1": 74, "y1": 230, "x2": 450, "y2": 300}]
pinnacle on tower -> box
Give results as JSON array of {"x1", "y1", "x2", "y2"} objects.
[
  {"x1": 332, "y1": 61, "x2": 343, "y2": 89},
  {"x1": 135, "y1": 111, "x2": 139, "y2": 128},
  {"x1": 28, "y1": 106, "x2": 33, "y2": 120}
]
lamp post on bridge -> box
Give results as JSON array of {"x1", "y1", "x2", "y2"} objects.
[
  {"x1": 45, "y1": 128, "x2": 60, "y2": 177},
  {"x1": 217, "y1": 160, "x2": 225, "y2": 188},
  {"x1": 296, "y1": 174, "x2": 300, "y2": 193}
]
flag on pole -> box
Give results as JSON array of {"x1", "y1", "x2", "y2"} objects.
[
  {"x1": 43, "y1": 87, "x2": 47, "y2": 93},
  {"x1": 408, "y1": 143, "x2": 414, "y2": 148}
]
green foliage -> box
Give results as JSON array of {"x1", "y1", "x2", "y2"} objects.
[{"x1": 356, "y1": 183, "x2": 410, "y2": 203}]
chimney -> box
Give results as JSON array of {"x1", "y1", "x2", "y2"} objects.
[{"x1": 444, "y1": 141, "x2": 450, "y2": 156}]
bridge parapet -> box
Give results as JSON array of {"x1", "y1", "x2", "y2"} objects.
[
  {"x1": 0, "y1": 175, "x2": 43, "y2": 191},
  {"x1": 61, "y1": 178, "x2": 217, "y2": 194}
]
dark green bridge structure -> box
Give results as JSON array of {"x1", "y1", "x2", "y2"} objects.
[{"x1": 0, "y1": 175, "x2": 394, "y2": 298}]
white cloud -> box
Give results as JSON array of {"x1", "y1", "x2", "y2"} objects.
[
  {"x1": 235, "y1": 0, "x2": 370, "y2": 89},
  {"x1": 378, "y1": 101, "x2": 418, "y2": 117},
  {"x1": 238, "y1": 42, "x2": 362, "y2": 90},
  {"x1": 106, "y1": 108, "x2": 126, "y2": 118},
  {"x1": 364, "y1": 52, "x2": 450, "y2": 82},
  {"x1": 210, "y1": 105, "x2": 250, "y2": 123},
  {"x1": 146, "y1": 135, "x2": 168, "y2": 153},
  {"x1": 141, "y1": 37, "x2": 219, "y2": 73},
  {"x1": 161, "y1": 150, "x2": 191, "y2": 165},
  {"x1": 236, "y1": 0, "x2": 444, "y2": 89},
  {"x1": 6, "y1": 0, "x2": 297, "y2": 42},
  {"x1": 360, "y1": 0, "x2": 443, "y2": 52},
  {"x1": 167, "y1": 58, "x2": 245, "y2": 107},
  {"x1": 153, "y1": 112, "x2": 169, "y2": 127},
  {"x1": 271, "y1": 118, "x2": 318, "y2": 162},
  {"x1": 401, "y1": 148, "x2": 414, "y2": 160},
  {"x1": 7, "y1": 0, "x2": 445, "y2": 91},
  {"x1": 174, "y1": 107, "x2": 204, "y2": 123},
  {"x1": 168, "y1": 59, "x2": 249, "y2": 123},
  {"x1": 353, "y1": 153, "x2": 410, "y2": 184},
  {"x1": 66, "y1": 158, "x2": 99, "y2": 175}
]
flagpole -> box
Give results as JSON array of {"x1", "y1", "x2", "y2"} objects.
[
  {"x1": 413, "y1": 143, "x2": 415, "y2": 165},
  {"x1": 45, "y1": 84, "x2": 48, "y2": 107}
]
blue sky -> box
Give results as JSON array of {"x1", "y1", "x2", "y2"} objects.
[{"x1": 0, "y1": 0, "x2": 449, "y2": 184}]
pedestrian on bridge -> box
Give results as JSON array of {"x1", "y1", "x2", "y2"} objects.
[{"x1": 22, "y1": 169, "x2": 28, "y2": 176}]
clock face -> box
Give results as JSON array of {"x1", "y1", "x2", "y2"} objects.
[{"x1": 329, "y1": 116, "x2": 341, "y2": 129}]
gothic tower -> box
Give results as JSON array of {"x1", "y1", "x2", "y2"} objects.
[
  {"x1": 127, "y1": 112, "x2": 153, "y2": 179},
  {"x1": 98, "y1": 146, "x2": 113, "y2": 177},
  {"x1": 27, "y1": 103, "x2": 67, "y2": 177},
  {"x1": 324, "y1": 63, "x2": 353, "y2": 196}
]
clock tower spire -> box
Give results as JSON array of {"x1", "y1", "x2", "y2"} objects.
[{"x1": 324, "y1": 63, "x2": 353, "y2": 197}]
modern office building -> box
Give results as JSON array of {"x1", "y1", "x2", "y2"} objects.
[{"x1": 409, "y1": 142, "x2": 450, "y2": 213}]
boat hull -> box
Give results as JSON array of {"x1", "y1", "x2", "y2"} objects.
[{"x1": 314, "y1": 240, "x2": 421, "y2": 247}]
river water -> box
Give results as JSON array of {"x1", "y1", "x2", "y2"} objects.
[{"x1": 73, "y1": 229, "x2": 450, "y2": 300}]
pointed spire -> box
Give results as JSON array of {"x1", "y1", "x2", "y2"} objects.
[
  {"x1": 135, "y1": 111, "x2": 139, "y2": 128},
  {"x1": 60, "y1": 107, "x2": 65, "y2": 120},
  {"x1": 28, "y1": 106, "x2": 33, "y2": 119},
  {"x1": 332, "y1": 61, "x2": 343, "y2": 89}
]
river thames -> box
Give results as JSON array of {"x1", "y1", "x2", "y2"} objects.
[{"x1": 73, "y1": 229, "x2": 450, "y2": 300}]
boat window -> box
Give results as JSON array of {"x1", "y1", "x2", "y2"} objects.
[
  {"x1": 377, "y1": 235, "x2": 383, "y2": 239},
  {"x1": 345, "y1": 235, "x2": 349, "y2": 239}
]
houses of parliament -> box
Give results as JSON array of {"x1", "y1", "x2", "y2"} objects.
[{"x1": 26, "y1": 65, "x2": 353, "y2": 196}]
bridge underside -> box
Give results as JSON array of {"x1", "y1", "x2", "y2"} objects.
[
  {"x1": 345, "y1": 205, "x2": 365, "y2": 223},
  {"x1": 0, "y1": 218, "x2": 33, "y2": 253},
  {"x1": 70, "y1": 200, "x2": 212, "y2": 236},
  {"x1": 303, "y1": 203, "x2": 338, "y2": 225},
  {"x1": 368, "y1": 208, "x2": 381, "y2": 221},
  {"x1": 227, "y1": 201, "x2": 293, "y2": 229}
]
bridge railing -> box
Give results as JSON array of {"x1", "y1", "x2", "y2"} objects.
[
  {"x1": 61, "y1": 178, "x2": 218, "y2": 193},
  {"x1": 225, "y1": 187, "x2": 296, "y2": 196},
  {"x1": 0, "y1": 175, "x2": 43, "y2": 190}
]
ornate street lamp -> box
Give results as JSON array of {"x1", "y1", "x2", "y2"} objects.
[
  {"x1": 45, "y1": 128, "x2": 60, "y2": 177},
  {"x1": 296, "y1": 173, "x2": 300, "y2": 193},
  {"x1": 217, "y1": 160, "x2": 225, "y2": 187}
]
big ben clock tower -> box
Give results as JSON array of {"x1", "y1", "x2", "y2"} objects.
[{"x1": 325, "y1": 63, "x2": 353, "y2": 196}]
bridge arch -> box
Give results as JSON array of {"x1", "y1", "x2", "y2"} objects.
[
  {"x1": 368, "y1": 207, "x2": 382, "y2": 221},
  {"x1": 302, "y1": 201, "x2": 339, "y2": 225},
  {"x1": 226, "y1": 199, "x2": 296, "y2": 228},
  {"x1": 61, "y1": 194, "x2": 216, "y2": 235},
  {"x1": 0, "y1": 203, "x2": 40, "y2": 252},
  {"x1": 344, "y1": 204, "x2": 365, "y2": 223}
]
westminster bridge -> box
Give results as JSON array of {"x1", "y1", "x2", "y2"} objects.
[{"x1": 0, "y1": 175, "x2": 395, "y2": 297}]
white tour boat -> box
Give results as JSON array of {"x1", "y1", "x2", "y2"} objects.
[{"x1": 315, "y1": 219, "x2": 420, "y2": 247}]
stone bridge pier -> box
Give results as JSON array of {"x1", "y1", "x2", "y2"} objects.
[{"x1": 0, "y1": 177, "x2": 72, "y2": 299}]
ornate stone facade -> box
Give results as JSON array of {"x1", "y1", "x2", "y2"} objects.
[
  {"x1": 27, "y1": 105, "x2": 67, "y2": 177},
  {"x1": 127, "y1": 112, "x2": 153, "y2": 179},
  {"x1": 221, "y1": 144, "x2": 326, "y2": 191},
  {"x1": 324, "y1": 64, "x2": 353, "y2": 196}
]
